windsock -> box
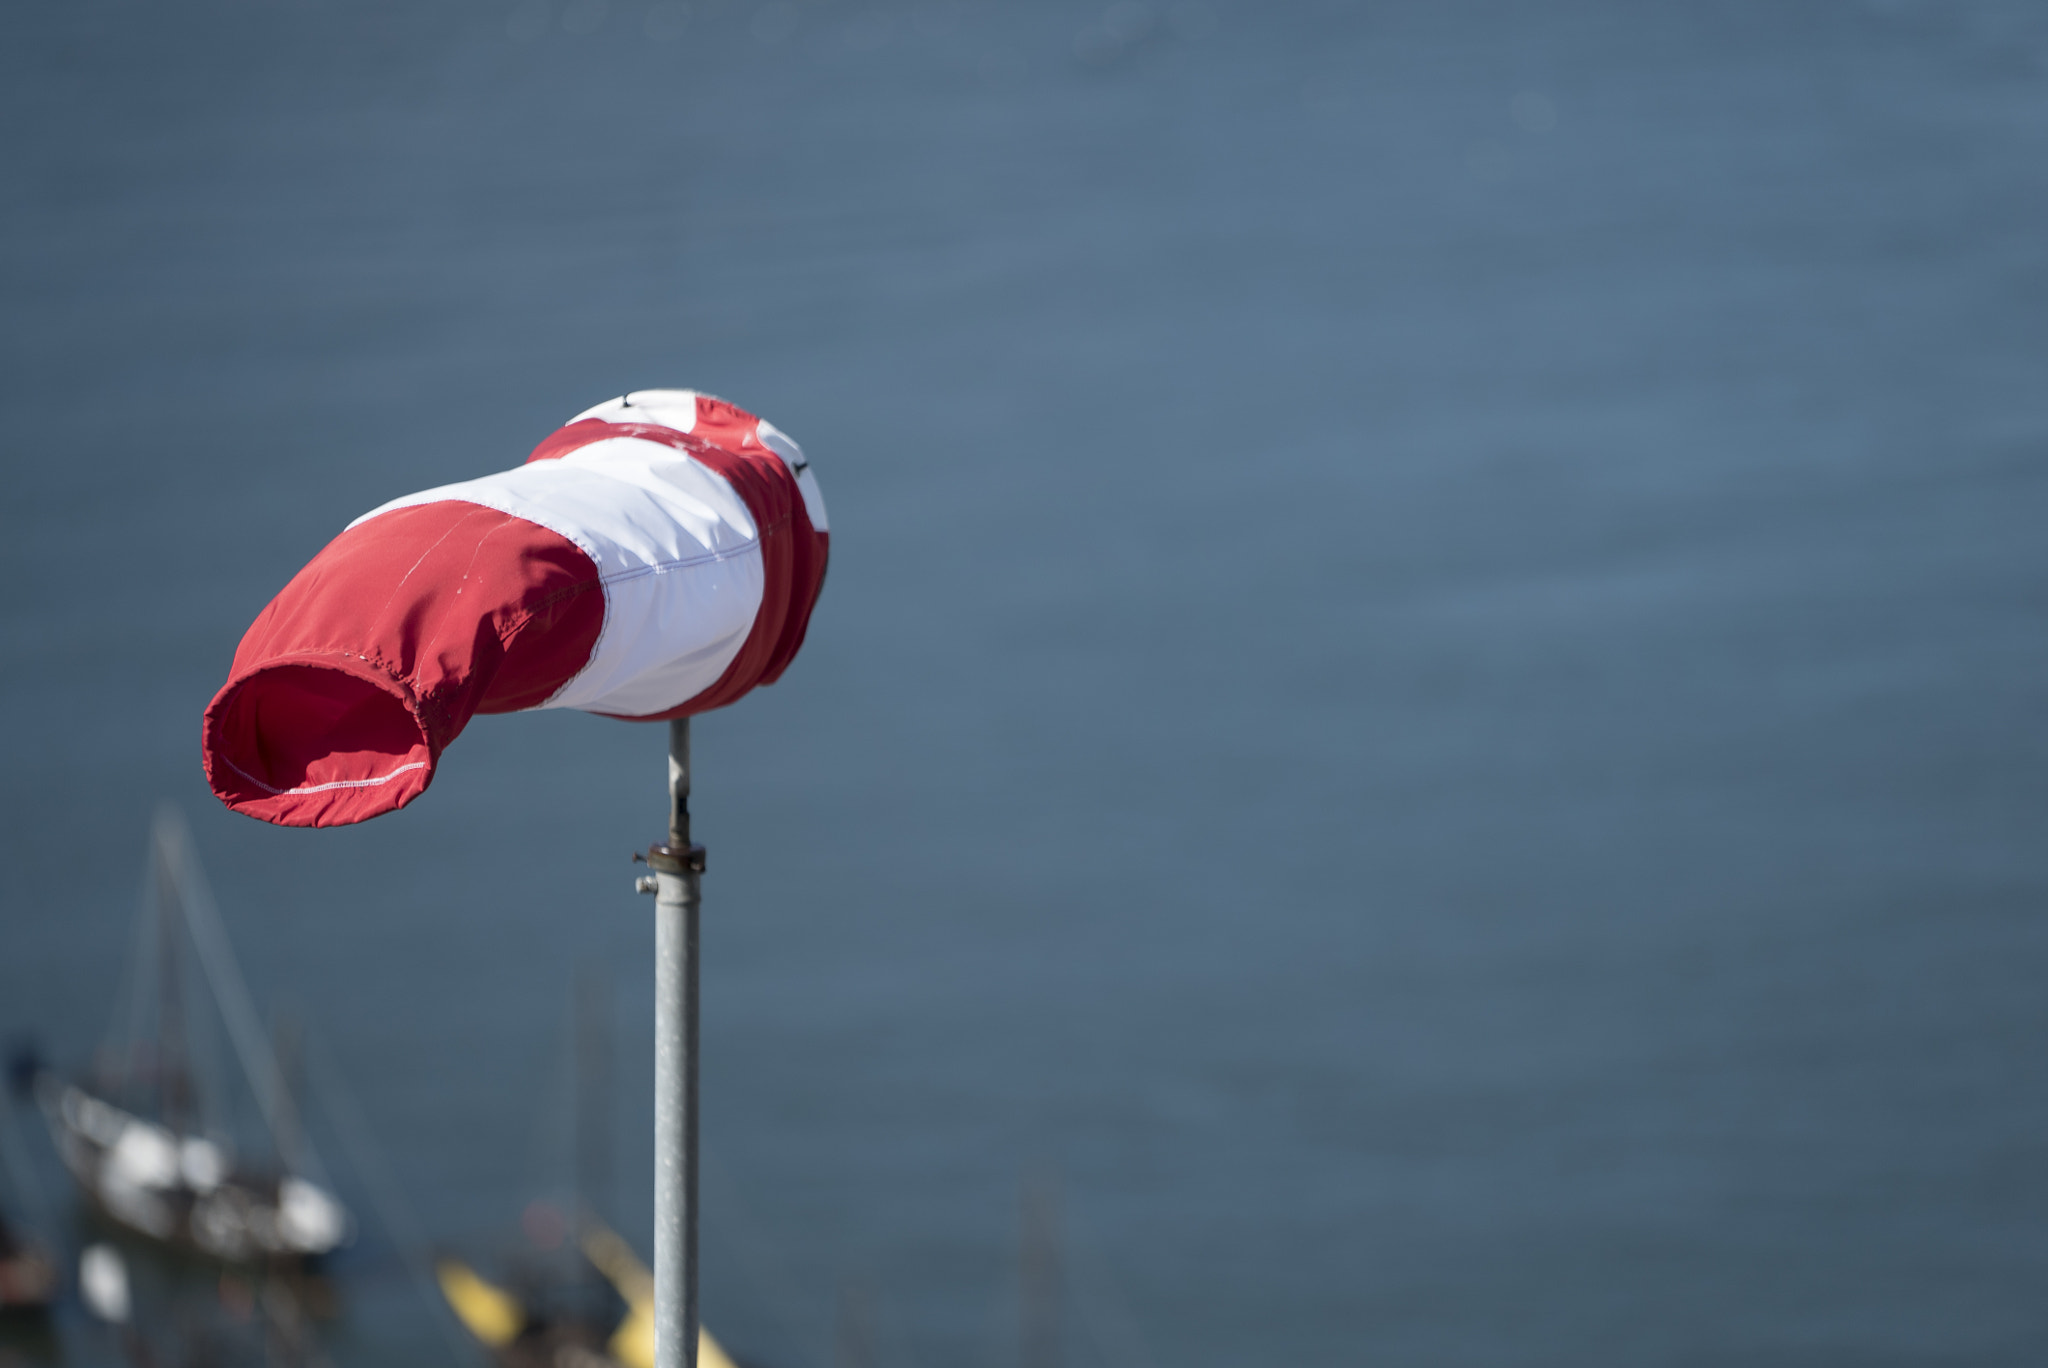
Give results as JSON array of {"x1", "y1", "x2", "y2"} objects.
[{"x1": 202, "y1": 391, "x2": 828, "y2": 828}]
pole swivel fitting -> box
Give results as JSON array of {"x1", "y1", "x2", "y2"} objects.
[{"x1": 644, "y1": 843, "x2": 707, "y2": 874}]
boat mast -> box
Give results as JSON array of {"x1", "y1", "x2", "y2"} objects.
[
  {"x1": 157, "y1": 807, "x2": 308, "y2": 1177},
  {"x1": 154, "y1": 838, "x2": 194, "y2": 1137},
  {"x1": 270, "y1": 1011, "x2": 307, "y2": 1177},
  {"x1": 574, "y1": 967, "x2": 613, "y2": 1320}
]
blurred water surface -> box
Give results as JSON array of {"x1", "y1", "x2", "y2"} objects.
[{"x1": 4, "y1": 1, "x2": 2048, "y2": 1364}]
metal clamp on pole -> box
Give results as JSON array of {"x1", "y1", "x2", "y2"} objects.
[{"x1": 645, "y1": 717, "x2": 703, "y2": 1368}]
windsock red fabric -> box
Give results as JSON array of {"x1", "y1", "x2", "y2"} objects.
[{"x1": 202, "y1": 391, "x2": 829, "y2": 828}]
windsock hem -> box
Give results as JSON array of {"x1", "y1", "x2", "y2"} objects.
[{"x1": 202, "y1": 652, "x2": 437, "y2": 828}]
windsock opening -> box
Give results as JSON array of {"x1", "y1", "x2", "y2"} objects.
[{"x1": 203, "y1": 656, "x2": 434, "y2": 828}]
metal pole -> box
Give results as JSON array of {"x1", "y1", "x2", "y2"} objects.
[{"x1": 644, "y1": 717, "x2": 704, "y2": 1368}]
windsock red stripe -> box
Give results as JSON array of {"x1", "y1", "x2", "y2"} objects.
[{"x1": 202, "y1": 502, "x2": 606, "y2": 828}]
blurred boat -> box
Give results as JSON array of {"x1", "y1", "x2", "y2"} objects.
[
  {"x1": 31, "y1": 810, "x2": 352, "y2": 1267},
  {"x1": 438, "y1": 1216, "x2": 738, "y2": 1368},
  {"x1": 435, "y1": 972, "x2": 741, "y2": 1368},
  {"x1": 77, "y1": 1237, "x2": 325, "y2": 1368},
  {"x1": 42, "y1": 1083, "x2": 349, "y2": 1265}
]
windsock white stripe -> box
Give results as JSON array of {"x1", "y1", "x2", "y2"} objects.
[
  {"x1": 571, "y1": 390, "x2": 702, "y2": 434},
  {"x1": 574, "y1": 391, "x2": 830, "y2": 534}
]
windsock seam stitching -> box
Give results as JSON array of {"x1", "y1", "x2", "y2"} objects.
[
  {"x1": 218, "y1": 756, "x2": 430, "y2": 798},
  {"x1": 596, "y1": 538, "x2": 764, "y2": 587}
]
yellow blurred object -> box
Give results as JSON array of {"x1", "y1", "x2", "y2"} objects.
[
  {"x1": 436, "y1": 1259, "x2": 524, "y2": 1348},
  {"x1": 606, "y1": 1301, "x2": 733, "y2": 1368},
  {"x1": 581, "y1": 1221, "x2": 735, "y2": 1368},
  {"x1": 581, "y1": 1222, "x2": 653, "y2": 1304}
]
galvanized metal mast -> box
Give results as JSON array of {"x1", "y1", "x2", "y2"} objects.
[{"x1": 644, "y1": 717, "x2": 703, "y2": 1368}]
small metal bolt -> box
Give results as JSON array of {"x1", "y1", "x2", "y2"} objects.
[{"x1": 635, "y1": 875, "x2": 659, "y2": 895}]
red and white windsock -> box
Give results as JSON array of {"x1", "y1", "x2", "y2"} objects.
[{"x1": 202, "y1": 391, "x2": 829, "y2": 828}]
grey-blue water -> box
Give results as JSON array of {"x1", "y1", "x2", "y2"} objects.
[{"x1": 5, "y1": 1, "x2": 2048, "y2": 1364}]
